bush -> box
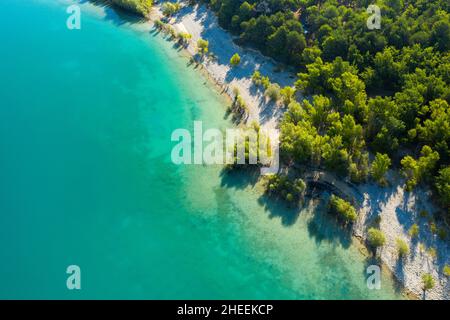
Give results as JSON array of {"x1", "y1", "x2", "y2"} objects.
[
  {"x1": 177, "y1": 32, "x2": 192, "y2": 46},
  {"x1": 162, "y1": 2, "x2": 181, "y2": 17},
  {"x1": 280, "y1": 86, "x2": 296, "y2": 106},
  {"x1": 444, "y1": 265, "x2": 450, "y2": 277},
  {"x1": 267, "y1": 175, "x2": 306, "y2": 204},
  {"x1": 422, "y1": 273, "x2": 435, "y2": 291},
  {"x1": 371, "y1": 153, "x2": 391, "y2": 185},
  {"x1": 261, "y1": 76, "x2": 271, "y2": 90},
  {"x1": 265, "y1": 83, "x2": 281, "y2": 102},
  {"x1": 197, "y1": 39, "x2": 209, "y2": 55},
  {"x1": 229, "y1": 91, "x2": 248, "y2": 121},
  {"x1": 328, "y1": 195, "x2": 357, "y2": 223},
  {"x1": 230, "y1": 53, "x2": 241, "y2": 67},
  {"x1": 396, "y1": 238, "x2": 409, "y2": 257},
  {"x1": 427, "y1": 247, "x2": 437, "y2": 260},
  {"x1": 409, "y1": 224, "x2": 420, "y2": 238},
  {"x1": 367, "y1": 228, "x2": 386, "y2": 248},
  {"x1": 252, "y1": 71, "x2": 261, "y2": 86},
  {"x1": 154, "y1": 19, "x2": 165, "y2": 30}
]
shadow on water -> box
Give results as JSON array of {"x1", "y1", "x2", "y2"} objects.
[
  {"x1": 305, "y1": 198, "x2": 353, "y2": 249},
  {"x1": 85, "y1": 0, "x2": 148, "y2": 25},
  {"x1": 219, "y1": 167, "x2": 260, "y2": 190},
  {"x1": 257, "y1": 193, "x2": 301, "y2": 227}
]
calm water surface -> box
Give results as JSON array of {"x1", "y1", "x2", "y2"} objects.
[{"x1": 0, "y1": 0, "x2": 402, "y2": 299}]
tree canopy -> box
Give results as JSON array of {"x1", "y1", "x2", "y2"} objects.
[{"x1": 195, "y1": 0, "x2": 450, "y2": 219}]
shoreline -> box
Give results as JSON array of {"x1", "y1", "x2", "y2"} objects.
[
  {"x1": 148, "y1": 1, "x2": 295, "y2": 133},
  {"x1": 147, "y1": 2, "x2": 449, "y2": 299},
  {"x1": 91, "y1": 0, "x2": 448, "y2": 300}
]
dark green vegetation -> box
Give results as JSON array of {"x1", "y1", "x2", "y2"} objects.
[
  {"x1": 328, "y1": 195, "x2": 357, "y2": 223},
  {"x1": 196, "y1": 0, "x2": 450, "y2": 218},
  {"x1": 367, "y1": 227, "x2": 386, "y2": 248},
  {"x1": 396, "y1": 238, "x2": 409, "y2": 258},
  {"x1": 422, "y1": 273, "x2": 435, "y2": 292},
  {"x1": 266, "y1": 175, "x2": 306, "y2": 204},
  {"x1": 110, "y1": 0, "x2": 153, "y2": 15}
]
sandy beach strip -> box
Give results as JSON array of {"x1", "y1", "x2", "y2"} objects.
[{"x1": 150, "y1": 1, "x2": 296, "y2": 132}]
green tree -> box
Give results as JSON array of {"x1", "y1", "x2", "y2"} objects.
[
  {"x1": 431, "y1": 20, "x2": 450, "y2": 51},
  {"x1": 371, "y1": 153, "x2": 391, "y2": 185},
  {"x1": 265, "y1": 83, "x2": 281, "y2": 102},
  {"x1": 435, "y1": 167, "x2": 450, "y2": 215},
  {"x1": 396, "y1": 238, "x2": 409, "y2": 258},
  {"x1": 197, "y1": 38, "x2": 209, "y2": 56},
  {"x1": 280, "y1": 86, "x2": 296, "y2": 107},
  {"x1": 422, "y1": 273, "x2": 435, "y2": 292},
  {"x1": 401, "y1": 146, "x2": 440, "y2": 190},
  {"x1": 177, "y1": 32, "x2": 192, "y2": 46},
  {"x1": 286, "y1": 31, "x2": 306, "y2": 66},
  {"x1": 302, "y1": 46, "x2": 322, "y2": 65},
  {"x1": 328, "y1": 195, "x2": 358, "y2": 223},
  {"x1": 444, "y1": 265, "x2": 450, "y2": 277},
  {"x1": 230, "y1": 53, "x2": 241, "y2": 67},
  {"x1": 367, "y1": 228, "x2": 386, "y2": 248},
  {"x1": 162, "y1": 2, "x2": 181, "y2": 17},
  {"x1": 409, "y1": 224, "x2": 420, "y2": 238}
]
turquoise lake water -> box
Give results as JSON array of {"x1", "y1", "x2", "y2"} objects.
[{"x1": 0, "y1": 0, "x2": 403, "y2": 299}]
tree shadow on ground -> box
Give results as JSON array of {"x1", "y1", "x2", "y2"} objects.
[{"x1": 394, "y1": 256, "x2": 407, "y2": 285}]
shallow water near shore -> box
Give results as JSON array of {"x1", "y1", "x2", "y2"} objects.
[{"x1": 0, "y1": 0, "x2": 403, "y2": 299}]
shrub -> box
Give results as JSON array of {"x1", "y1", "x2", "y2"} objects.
[
  {"x1": 154, "y1": 19, "x2": 165, "y2": 30},
  {"x1": 280, "y1": 86, "x2": 296, "y2": 106},
  {"x1": 367, "y1": 228, "x2": 386, "y2": 248},
  {"x1": 409, "y1": 224, "x2": 420, "y2": 238},
  {"x1": 418, "y1": 242, "x2": 425, "y2": 253},
  {"x1": 230, "y1": 53, "x2": 241, "y2": 67},
  {"x1": 422, "y1": 273, "x2": 435, "y2": 291},
  {"x1": 444, "y1": 265, "x2": 450, "y2": 277},
  {"x1": 396, "y1": 238, "x2": 409, "y2": 257},
  {"x1": 166, "y1": 25, "x2": 176, "y2": 38},
  {"x1": 197, "y1": 39, "x2": 209, "y2": 55},
  {"x1": 265, "y1": 83, "x2": 281, "y2": 102},
  {"x1": 229, "y1": 93, "x2": 248, "y2": 120},
  {"x1": 261, "y1": 76, "x2": 271, "y2": 90},
  {"x1": 328, "y1": 195, "x2": 358, "y2": 223},
  {"x1": 162, "y1": 2, "x2": 181, "y2": 17},
  {"x1": 266, "y1": 175, "x2": 306, "y2": 204},
  {"x1": 427, "y1": 247, "x2": 437, "y2": 260},
  {"x1": 252, "y1": 71, "x2": 262, "y2": 86},
  {"x1": 177, "y1": 32, "x2": 192, "y2": 46},
  {"x1": 371, "y1": 153, "x2": 391, "y2": 185}
]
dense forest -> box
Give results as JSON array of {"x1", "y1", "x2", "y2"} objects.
[
  {"x1": 192, "y1": 0, "x2": 450, "y2": 218},
  {"x1": 110, "y1": 0, "x2": 153, "y2": 15}
]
